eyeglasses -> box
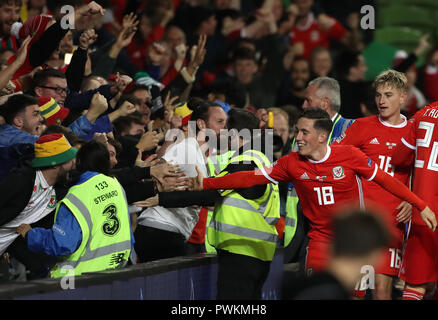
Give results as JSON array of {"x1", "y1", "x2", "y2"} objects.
[{"x1": 39, "y1": 85, "x2": 70, "y2": 95}]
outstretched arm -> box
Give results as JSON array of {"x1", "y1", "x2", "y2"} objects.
[
  {"x1": 372, "y1": 169, "x2": 436, "y2": 231},
  {"x1": 160, "y1": 190, "x2": 220, "y2": 207},
  {"x1": 201, "y1": 169, "x2": 272, "y2": 190},
  {"x1": 197, "y1": 154, "x2": 291, "y2": 191},
  {"x1": 19, "y1": 204, "x2": 82, "y2": 256}
]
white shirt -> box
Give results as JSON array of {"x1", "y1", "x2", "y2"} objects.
[
  {"x1": 137, "y1": 138, "x2": 208, "y2": 240},
  {"x1": 0, "y1": 171, "x2": 56, "y2": 254}
]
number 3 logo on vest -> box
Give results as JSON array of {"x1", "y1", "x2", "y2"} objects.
[{"x1": 102, "y1": 204, "x2": 120, "y2": 236}]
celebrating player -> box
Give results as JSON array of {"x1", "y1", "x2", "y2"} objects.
[
  {"x1": 392, "y1": 101, "x2": 438, "y2": 300},
  {"x1": 191, "y1": 107, "x2": 437, "y2": 278},
  {"x1": 335, "y1": 70, "x2": 413, "y2": 299}
]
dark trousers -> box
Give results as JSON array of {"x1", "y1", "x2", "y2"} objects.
[
  {"x1": 134, "y1": 225, "x2": 187, "y2": 263},
  {"x1": 283, "y1": 204, "x2": 310, "y2": 276},
  {"x1": 184, "y1": 242, "x2": 206, "y2": 255},
  {"x1": 216, "y1": 249, "x2": 271, "y2": 300},
  {"x1": 7, "y1": 236, "x2": 57, "y2": 280}
]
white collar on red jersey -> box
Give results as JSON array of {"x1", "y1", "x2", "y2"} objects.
[
  {"x1": 378, "y1": 114, "x2": 407, "y2": 128},
  {"x1": 296, "y1": 12, "x2": 315, "y2": 31},
  {"x1": 308, "y1": 145, "x2": 331, "y2": 164},
  {"x1": 426, "y1": 65, "x2": 438, "y2": 75}
]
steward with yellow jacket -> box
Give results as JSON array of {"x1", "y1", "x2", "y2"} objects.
[
  {"x1": 19, "y1": 140, "x2": 133, "y2": 278},
  {"x1": 150, "y1": 109, "x2": 280, "y2": 299}
]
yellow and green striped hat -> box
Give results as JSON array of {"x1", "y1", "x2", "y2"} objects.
[
  {"x1": 174, "y1": 102, "x2": 193, "y2": 126},
  {"x1": 38, "y1": 96, "x2": 70, "y2": 126},
  {"x1": 31, "y1": 133, "x2": 77, "y2": 168}
]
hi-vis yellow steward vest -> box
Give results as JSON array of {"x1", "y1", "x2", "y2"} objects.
[
  {"x1": 207, "y1": 151, "x2": 235, "y2": 178},
  {"x1": 205, "y1": 151, "x2": 235, "y2": 254},
  {"x1": 284, "y1": 184, "x2": 299, "y2": 247},
  {"x1": 50, "y1": 173, "x2": 131, "y2": 278},
  {"x1": 207, "y1": 150, "x2": 280, "y2": 261}
]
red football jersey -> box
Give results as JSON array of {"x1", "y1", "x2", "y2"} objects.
[
  {"x1": 424, "y1": 66, "x2": 438, "y2": 103},
  {"x1": 397, "y1": 103, "x2": 438, "y2": 225},
  {"x1": 265, "y1": 145, "x2": 377, "y2": 242},
  {"x1": 335, "y1": 115, "x2": 412, "y2": 220},
  {"x1": 289, "y1": 13, "x2": 347, "y2": 59}
]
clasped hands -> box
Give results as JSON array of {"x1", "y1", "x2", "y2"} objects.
[{"x1": 133, "y1": 166, "x2": 205, "y2": 208}]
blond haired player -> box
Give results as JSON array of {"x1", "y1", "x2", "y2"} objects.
[{"x1": 335, "y1": 70, "x2": 413, "y2": 299}]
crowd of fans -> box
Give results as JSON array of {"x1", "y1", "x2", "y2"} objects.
[{"x1": 0, "y1": 0, "x2": 437, "y2": 299}]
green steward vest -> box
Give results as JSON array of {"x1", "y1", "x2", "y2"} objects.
[
  {"x1": 207, "y1": 150, "x2": 280, "y2": 261},
  {"x1": 204, "y1": 151, "x2": 235, "y2": 254},
  {"x1": 284, "y1": 185, "x2": 299, "y2": 247},
  {"x1": 50, "y1": 174, "x2": 132, "y2": 278}
]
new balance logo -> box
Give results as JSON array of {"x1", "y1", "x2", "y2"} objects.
[
  {"x1": 109, "y1": 253, "x2": 126, "y2": 266},
  {"x1": 369, "y1": 138, "x2": 380, "y2": 145},
  {"x1": 300, "y1": 172, "x2": 310, "y2": 180}
]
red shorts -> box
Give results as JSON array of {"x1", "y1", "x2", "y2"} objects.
[
  {"x1": 352, "y1": 223, "x2": 405, "y2": 298},
  {"x1": 306, "y1": 239, "x2": 369, "y2": 298},
  {"x1": 400, "y1": 223, "x2": 438, "y2": 285},
  {"x1": 375, "y1": 223, "x2": 405, "y2": 276},
  {"x1": 304, "y1": 240, "x2": 331, "y2": 275}
]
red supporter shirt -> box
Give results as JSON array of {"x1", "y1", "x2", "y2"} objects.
[
  {"x1": 289, "y1": 13, "x2": 347, "y2": 59},
  {"x1": 126, "y1": 25, "x2": 165, "y2": 70},
  {"x1": 1, "y1": 35, "x2": 18, "y2": 50},
  {"x1": 393, "y1": 103, "x2": 438, "y2": 225},
  {"x1": 111, "y1": 0, "x2": 127, "y2": 23},
  {"x1": 424, "y1": 66, "x2": 438, "y2": 103},
  {"x1": 335, "y1": 115, "x2": 412, "y2": 221},
  {"x1": 187, "y1": 207, "x2": 208, "y2": 244}
]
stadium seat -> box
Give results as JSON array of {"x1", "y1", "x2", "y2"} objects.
[
  {"x1": 362, "y1": 41, "x2": 398, "y2": 82},
  {"x1": 383, "y1": 0, "x2": 438, "y2": 10},
  {"x1": 377, "y1": 5, "x2": 435, "y2": 34},
  {"x1": 377, "y1": 1, "x2": 437, "y2": 32},
  {"x1": 374, "y1": 26, "x2": 423, "y2": 53}
]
